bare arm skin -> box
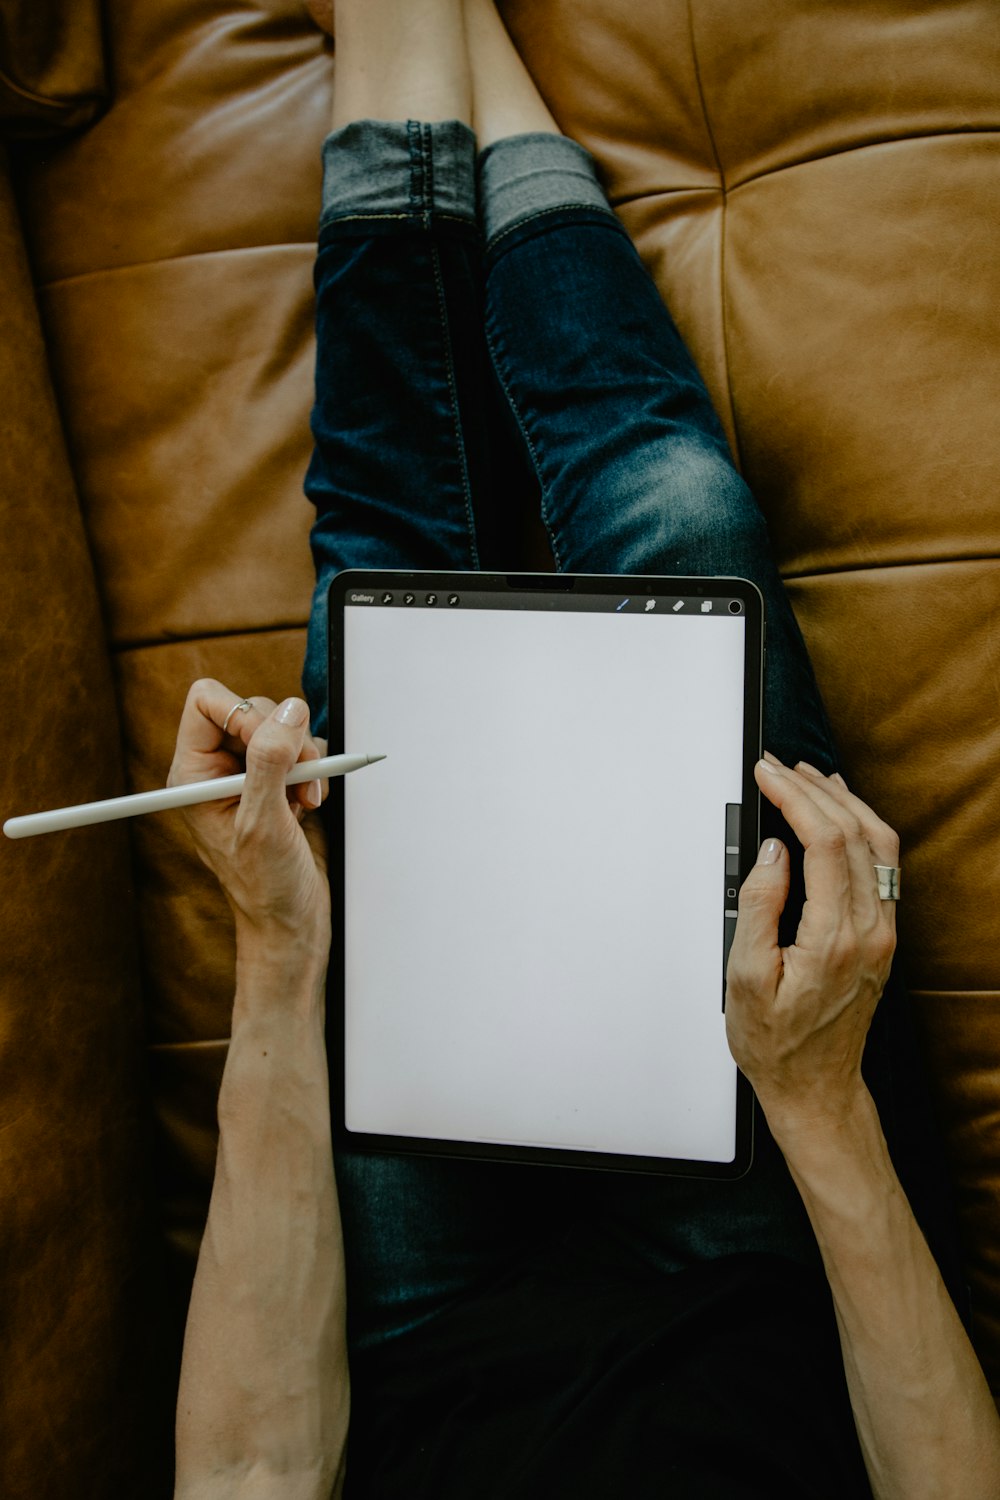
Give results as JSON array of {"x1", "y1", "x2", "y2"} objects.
[
  {"x1": 170, "y1": 682, "x2": 348, "y2": 1500},
  {"x1": 726, "y1": 756, "x2": 1000, "y2": 1500}
]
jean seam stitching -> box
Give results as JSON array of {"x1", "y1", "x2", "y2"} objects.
[
  {"x1": 430, "y1": 243, "x2": 480, "y2": 569},
  {"x1": 407, "y1": 119, "x2": 423, "y2": 217},
  {"x1": 485, "y1": 202, "x2": 621, "y2": 254},
  {"x1": 423, "y1": 121, "x2": 434, "y2": 230},
  {"x1": 319, "y1": 211, "x2": 475, "y2": 230},
  {"x1": 483, "y1": 315, "x2": 562, "y2": 572}
]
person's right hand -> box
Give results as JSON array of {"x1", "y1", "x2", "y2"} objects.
[
  {"x1": 167, "y1": 679, "x2": 330, "y2": 950},
  {"x1": 724, "y1": 755, "x2": 899, "y2": 1136}
]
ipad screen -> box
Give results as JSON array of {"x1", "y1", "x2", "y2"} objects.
[{"x1": 332, "y1": 574, "x2": 759, "y2": 1173}]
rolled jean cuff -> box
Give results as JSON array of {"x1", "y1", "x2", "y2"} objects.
[
  {"x1": 477, "y1": 131, "x2": 616, "y2": 247},
  {"x1": 319, "y1": 118, "x2": 478, "y2": 231}
]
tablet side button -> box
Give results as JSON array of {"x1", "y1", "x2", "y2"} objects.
[{"x1": 722, "y1": 803, "x2": 741, "y2": 1011}]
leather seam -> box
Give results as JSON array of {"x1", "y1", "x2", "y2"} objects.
[
  {"x1": 727, "y1": 125, "x2": 1000, "y2": 193},
  {"x1": 782, "y1": 553, "x2": 1000, "y2": 582},
  {"x1": 686, "y1": 0, "x2": 743, "y2": 475},
  {"x1": 611, "y1": 126, "x2": 1000, "y2": 209},
  {"x1": 34, "y1": 241, "x2": 317, "y2": 293},
  {"x1": 0, "y1": 67, "x2": 103, "y2": 111},
  {"x1": 100, "y1": 557, "x2": 1000, "y2": 654},
  {"x1": 113, "y1": 622, "x2": 307, "y2": 654}
]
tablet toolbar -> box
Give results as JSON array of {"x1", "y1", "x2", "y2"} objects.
[{"x1": 347, "y1": 590, "x2": 745, "y2": 615}]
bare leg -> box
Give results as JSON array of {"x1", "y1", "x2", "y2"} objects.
[
  {"x1": 331, "y1": 0, "x2": 471, "y2": 129},
  {"x1": 463, "y1": 0, "x2": 560, "y2": 146}
]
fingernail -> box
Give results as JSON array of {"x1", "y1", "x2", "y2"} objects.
[
  {"x1": 758, "y1": 758, "x2": 781, "y2": 774},
  {"x1": 306, "y1": 779, "x2": 322, "y2": 809},
  {"x1": 795, "y1": 760, "x2": 821, "y2": 776},
  {"x1": 276, "y1": 697, "x2": 308, "y2": 727},
  {"x1": 832, "y1": 772, "x2": 848, "y2": 788},
  {"x1": 756, "y1": 839, "x2": 781, "y2": 865}
]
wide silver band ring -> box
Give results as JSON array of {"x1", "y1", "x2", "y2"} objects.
[
  {"x1": 874, "y1": 865, "x2": 901, "y2": 901},
  {"x1": 221, "y1": 698, "x2": 253, "y2": 736}
]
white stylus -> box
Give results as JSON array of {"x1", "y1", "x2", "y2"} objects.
[{"x1": 2, "y1": 753, "x2": 387, "y2": 840}]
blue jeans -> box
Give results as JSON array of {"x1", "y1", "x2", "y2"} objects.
[{"x1": 303, "y1": 121, "x2": 963, "y2": 1354}]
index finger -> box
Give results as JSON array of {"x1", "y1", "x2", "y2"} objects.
[
  {"x1": 169, "y1": 679, "x2": 269, "y2": 784},
  {"x1": 755, "y1": 759, "x2": 859, "y2": 932},
  {"x1": 288, "y1": 731, "x2": 329, "y2": 811},
  {"x1": 757, "y1": 758, "x2": 888, "y2": 935},
  {"x1": 793, "y1": 762, "x2": 899, "y2": 936},
  {"x1": 793, "y1": 763, "x2": 900, "y2": 867}
]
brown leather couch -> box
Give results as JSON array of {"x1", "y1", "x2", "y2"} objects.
[{"x1": 2, "y1": 2, "x2": 998, "y2": 1495}]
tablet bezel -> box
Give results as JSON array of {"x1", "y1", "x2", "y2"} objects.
[{"x1": 326, "y1": 570, "x2": 762, "y2": 1180}]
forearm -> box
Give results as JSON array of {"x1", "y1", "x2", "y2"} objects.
[
  {"x1": 771, "y1": 1088, "x2": 1000, "y2": 1500},
  {"x1": 175, "y1": 936, "x2": 348, "y2": 1500}
]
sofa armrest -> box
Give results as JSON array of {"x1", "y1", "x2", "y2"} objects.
[
  {"x1": 0, "y1": 0, "x2": 107, "y2": 138},
  {"x1": 0, "y1": 147, "x2": 162, "y2": 1499}
]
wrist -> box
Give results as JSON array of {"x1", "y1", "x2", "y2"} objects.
[
  {"x1": 761, "y1": 1078, "x2": 882, "y2": 1165},
  {"x1": 756, "y1": 1067, "x2": 872, "y2": 1137},
  {"x1": 234, "y1": 917, "x2": 331, "y2": 1009},
  {"x1": 764, "y1": 1083, "x2": 894, "y2": 1208}
]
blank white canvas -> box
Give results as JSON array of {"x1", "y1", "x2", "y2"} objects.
[{"x1": 342, "y1": 603, "x2": 746, "y2": 1163}]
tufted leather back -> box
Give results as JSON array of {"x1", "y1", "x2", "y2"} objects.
[{"x1": 2, "y1": 2, "x2": 999, "y2": 1494}]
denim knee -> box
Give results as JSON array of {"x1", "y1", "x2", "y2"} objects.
[{"x1": 554, "y1": 440, "x2": 770, "y2": 579}]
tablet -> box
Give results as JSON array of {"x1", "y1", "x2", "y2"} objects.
[{"x1": 326, "y1": 570, "x2": 763, "y2": 1179}]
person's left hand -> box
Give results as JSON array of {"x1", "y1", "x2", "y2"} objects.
[{"x1": 724, "y1": 755, "x2": 899, "y2": 1133}]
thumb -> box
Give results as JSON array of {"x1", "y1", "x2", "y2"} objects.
[
  {"x1": 239, "y1": 697, "x2": 311, "y2": 820},
  {"x1": 726, "y1": 839, "x2": 790, "y2": 1001}
]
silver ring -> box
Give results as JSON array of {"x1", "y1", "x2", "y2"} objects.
[
  {"x1": 874, "y1": 865, "x2": 901, "y2": 901},
  {"x1": 221, "y1": 698, "x2": 253, "y2": 736}
]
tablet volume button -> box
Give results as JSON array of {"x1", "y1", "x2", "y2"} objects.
[{"x1": 722, "y1": 803, "x2": 741, "y2": 1011}]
